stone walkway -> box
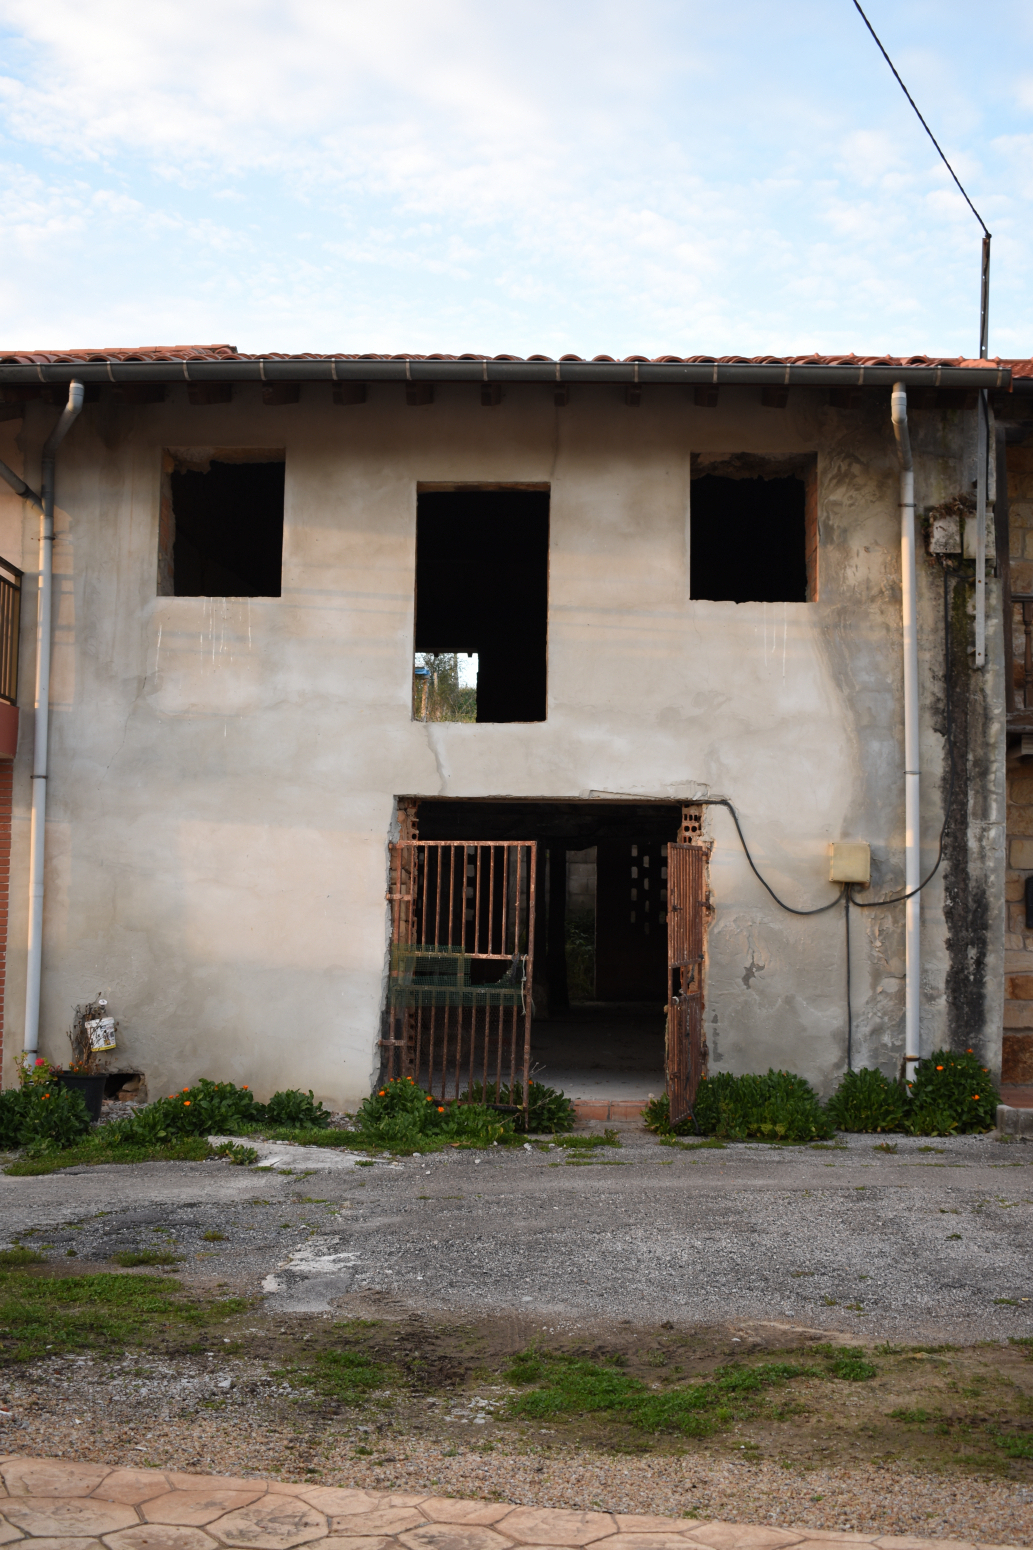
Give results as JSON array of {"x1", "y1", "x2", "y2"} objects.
[{"x1": 0, "y1": 1456, "x2": 1018, "y2": 1550}]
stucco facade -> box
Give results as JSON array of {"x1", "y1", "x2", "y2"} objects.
[{"x1": 0, "y1": 371, "x2": 1007, "y2": 1106}]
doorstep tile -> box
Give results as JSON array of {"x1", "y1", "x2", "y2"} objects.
[
  {"x1": 1, "y1": 1499, "x2": 139, "y2": 1537},
  {"x1": 497, "y1": 1510, "x2": 616, "y2": 1546},
  {"x1": 208, "y1": 1499, "x2": 329, "y2": 1550},
  {"x1": 2, "y1": 1463, "x2": 112, "y2": 1499},
  {"x1": 143, "y1": 1496, "x2": 266, "y2": 1527}
]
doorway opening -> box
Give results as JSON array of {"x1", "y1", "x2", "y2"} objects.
[{"x1": 405, "y1": 798, "x2": 708, "y2": 1115}]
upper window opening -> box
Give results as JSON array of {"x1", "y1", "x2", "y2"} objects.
[
  {"x1": 690, "y1": 456, "x2": 817, "y2": 602},
  {"x1": 160, "y1": 451, "x2": 285, "y2": 597},
  {"x1": 414, "y1": 489, "x2": 549, "y2": 723}
]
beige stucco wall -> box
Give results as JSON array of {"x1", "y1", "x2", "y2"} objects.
[{"x1": 0, "y1": 383, "x2": 1006, "y2": 1105}]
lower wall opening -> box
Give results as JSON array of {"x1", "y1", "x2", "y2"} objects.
[{"x1": 411, "y1": 799, "x2": 685, "y2": 1108}]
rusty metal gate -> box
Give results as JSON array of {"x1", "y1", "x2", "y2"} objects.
[
  {"x1": 384, "y1": 840, "x2": 536, "y2": 1113},
  {"x1": 666, "y1": 841, "x2": 709, "y2": 1125}
]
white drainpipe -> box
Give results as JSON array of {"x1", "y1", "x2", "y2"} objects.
[
  {"x1": 22, "y1": 382, "x2": 84, "y2": 1060},
  {"x1": 891, "y1": 382, "x2": 921, "y2": 1084}
]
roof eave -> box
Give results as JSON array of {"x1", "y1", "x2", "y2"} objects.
[{"x1": 0, "y1": 359, "x2": 1013, "y2": 389}]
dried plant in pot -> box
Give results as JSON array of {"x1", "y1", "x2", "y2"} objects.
[{"x1": 57, "y1": 998, "x2": 118, "y2": 1122}]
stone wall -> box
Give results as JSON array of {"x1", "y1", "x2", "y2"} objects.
[{"x1": 1004, "y1": 445, "x2": 1033, "y2": 1084}]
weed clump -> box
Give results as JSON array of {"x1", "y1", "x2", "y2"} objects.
[
  {"x1": 355, "y1": 1076, "x2": 516, "y2": 1152},
  {"x1": 645, "y1": 1073, "x2": 831, "y2": 1143},
  {"x1": 464, "y1": 1080, "x2": 576, "y2": 1133},
  {"x1": 0, "y1": 1060, "x2": 91, "y2": 1155}
]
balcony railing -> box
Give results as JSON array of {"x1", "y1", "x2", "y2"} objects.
[{"x1": 0, "y1": 557, "x2": 22, "y2": 707}]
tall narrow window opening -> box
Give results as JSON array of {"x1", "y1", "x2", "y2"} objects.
[
  {"x1": 160, "y1": 451, "x2": 285, "y2": 597},
  {"x1": 414, "y1": 489, "x2": 549, "y2": 723}
]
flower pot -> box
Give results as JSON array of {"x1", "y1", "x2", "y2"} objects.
[{"x1": 57, "y1": 1072, "x2": 106, "y2": 1122}]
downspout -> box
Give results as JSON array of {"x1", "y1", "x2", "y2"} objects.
[
  {"x1": 22, "y1": 382, "x2": 84, "y2": 1061},
  {"x1": 891, "y1": 382, "x2": 921, "y2": 1084}
]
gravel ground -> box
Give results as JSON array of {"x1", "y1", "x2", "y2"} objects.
[
  {"x1": 3, "y1": 1127, "x2": 1030, "y2": 1341},
  {"x1": 2, "y1": 1350, "x2": 1032, "y2": 1543},
  {"x1": 1, "y1": 1125, "x2": 1032, "y2": 1541}
]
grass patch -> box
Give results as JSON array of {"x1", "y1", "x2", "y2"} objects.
[
  {"x1": 0, "y1": 1268, "x2": 246, "y2": 1362},
  {"x1": 111, "y1": 1250, "x2": 183, "y2": 1267},
  {"x1": 0, "y1": 1248, "x2": 46, "y2": 1267},
  {"x1": 4, "y1": 1134, "x2": 210, "y2": 1176},
  {"x1": 658, "y1": 1137, "x2": 727, "y2": 1151},
  {"x1": 504, "y1": 1348, "x2": 814, "y2": 1438},
  {"x1": 552, "y1": 1130, "x2": 622, "y2": 1150},
  {"x1": 201, "y1": 1230, "x2": 228, "y2": 1242},
  {"x1": 289, "y1": 1345, "x2": 395, "y2": 1402},
  {"x1": 996, "y1": 1433, "x2": 1033, "y2": 1459}
]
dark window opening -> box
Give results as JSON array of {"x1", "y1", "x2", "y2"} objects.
[
  {"x1": 414, "y1": 489, "x2": 549, "y2": 723},
  {"x1": 690, "y1": 472, "x2": 810, "y2": 602},
  {"x1": 164, "y1": 457, "x2": 285, "y2": 596}
]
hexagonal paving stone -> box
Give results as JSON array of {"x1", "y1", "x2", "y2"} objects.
[
  {"x1": 586, "y1": 1537, "x2": 700, "y2": 1550},
  {"x1": 1, "y1": 1498, "x2": 139, "y2": 1538},
  {"x1": 498, "y1": 1512, "x2": 615, "y2": 1548},
  {"x1": 1, "y1": 1463, "x2": 113, "y2": 1499},
  {"x1": 209, "y1": 1498, "x2": 328, "y2": 1550},
  {"x1": 419, "y1": 1505, "x2": 514, "y2": 1528},
  {"x1": 16, "y1": 1540, "x2": 103, "y2": 1550},
  {"x1": 143, "y1": 1495, "x2": 266, "y2": 1528},
  {"x1": 164, "y1": 1484, "x2": 266, "y2": 1500},
  {"x1": 288, "y1": 1496, "x2": 378, "y2": 1518},
  {"x1": 104, "y1": 1526, "x2": 221, "y2": 1550},
  {"x1": 0, "y1": 1518, "x2": 23, "y2": 1545},
  {"x1": 321, "y1": 1540, "x2": 395, "y2": 1550},
  {"x1": 874, "y1": 1542, "x2": 976, "y2": 1550},
  {"x1": 91, "y1": 1473, "x2": 172, "y2": 1508},
  {"x1": 686, "y1": 1531, "x2": 804, "y2": 1550},
  {"x1": 400, "y1": 1526, "x2": 513, "y2": 1550},
  {"x1": 327, "y1": 1516, "x2": 425, "y2": 1540},
  {"x1": 614, "y1": 1525, "x2": 695, "y2": 1538}
]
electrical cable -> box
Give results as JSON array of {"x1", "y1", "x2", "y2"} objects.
[
  {"x1": 851, "y1": 1, "x2": 990, "y2": 239},
  {"x1": 698, "y1": 797, "x2": 845, "y2": 915},
  {"x1": 850, "y1": 564, "x2": 957, "y2": 909}
]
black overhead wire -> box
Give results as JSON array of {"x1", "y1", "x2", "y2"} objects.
[
  {"x1": 851, "y1": 0, "x2": 991, "y2": 239},
  {"x1": 698, "y1": 799, "x2": 845, "y2": 916}
]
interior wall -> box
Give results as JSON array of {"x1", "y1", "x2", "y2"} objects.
[{"x1": 0, "y1": 383, "x2": 1004, "y2": 1104}]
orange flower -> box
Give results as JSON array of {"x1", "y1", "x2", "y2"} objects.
[
  {"x1": 378, "y1": 1089, "x2": 386, "y2": 1096},
  {"x1": 426, "y1": 1096, "x2": 433, "y2": 1102},
  {"x1": 936, "y1": 1065, "x2": 944, "y2": 1071},
  {"x1": 243, "y1": 1085, "x2": 249, "y2": 1090},
  {"x1": 437, "y1": 1106, "x2": 445, "y2": 1113},
  {"x1": 972, "y1": 1095, "x2": 980, "y2": 1101},
  {"x1": 183, "y1": 1100, "x2": 191, "y2": 1106}
]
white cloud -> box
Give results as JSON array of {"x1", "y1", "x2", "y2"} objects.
[{"x1": 0, "y1": 0, "x2": 1029, "y2": 356}]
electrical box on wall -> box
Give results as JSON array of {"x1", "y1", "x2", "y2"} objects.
[{"x1": 829, "y1": 842, "x2": 870, "y2": 885}]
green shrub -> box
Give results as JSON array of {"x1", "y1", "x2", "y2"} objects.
[
  {"x1": 208, "y1": 1141, "x2": 259, "y2": 1165},
  {"x1": 645, "y1": 1075, "x2": 831, "y2": 1143},
  {"x1": 905, "y1": 1049, "x2": 998, "y2": 1134},
  {"x1": 463, "y1": 1079, "x2": 576, "y2": 1134},
  {"x1": 695, "y1": 1070, "x2": 833, "y2": 1143},
  {"x1": 354, "y1": 1076, "x2": 515, "y2": 1151},
  {"x1": 827, "y1": 1068, "x2": 907, "y2": 1133},
  {"x1": 110, "y1": 1079, "x2": 263, "y2": 1147},
  {"x1": 0, "y1": 1085, "x2": 91, "y2": 1153},
  {"x1": 264, "y1": 1089, "x2": 330, "y2": 1128}
]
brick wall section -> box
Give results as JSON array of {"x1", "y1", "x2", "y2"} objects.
[
  {"x1": 1004, "y1": 446, "x2": 1033, "y2": 1083},
  {"x1": 0, "y1": 761, "x2": 12, "y2": 1083}
]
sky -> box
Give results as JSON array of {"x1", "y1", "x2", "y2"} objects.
[{"x1": 0, "y1": 0, "x2": 1030, "y2": 360}]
